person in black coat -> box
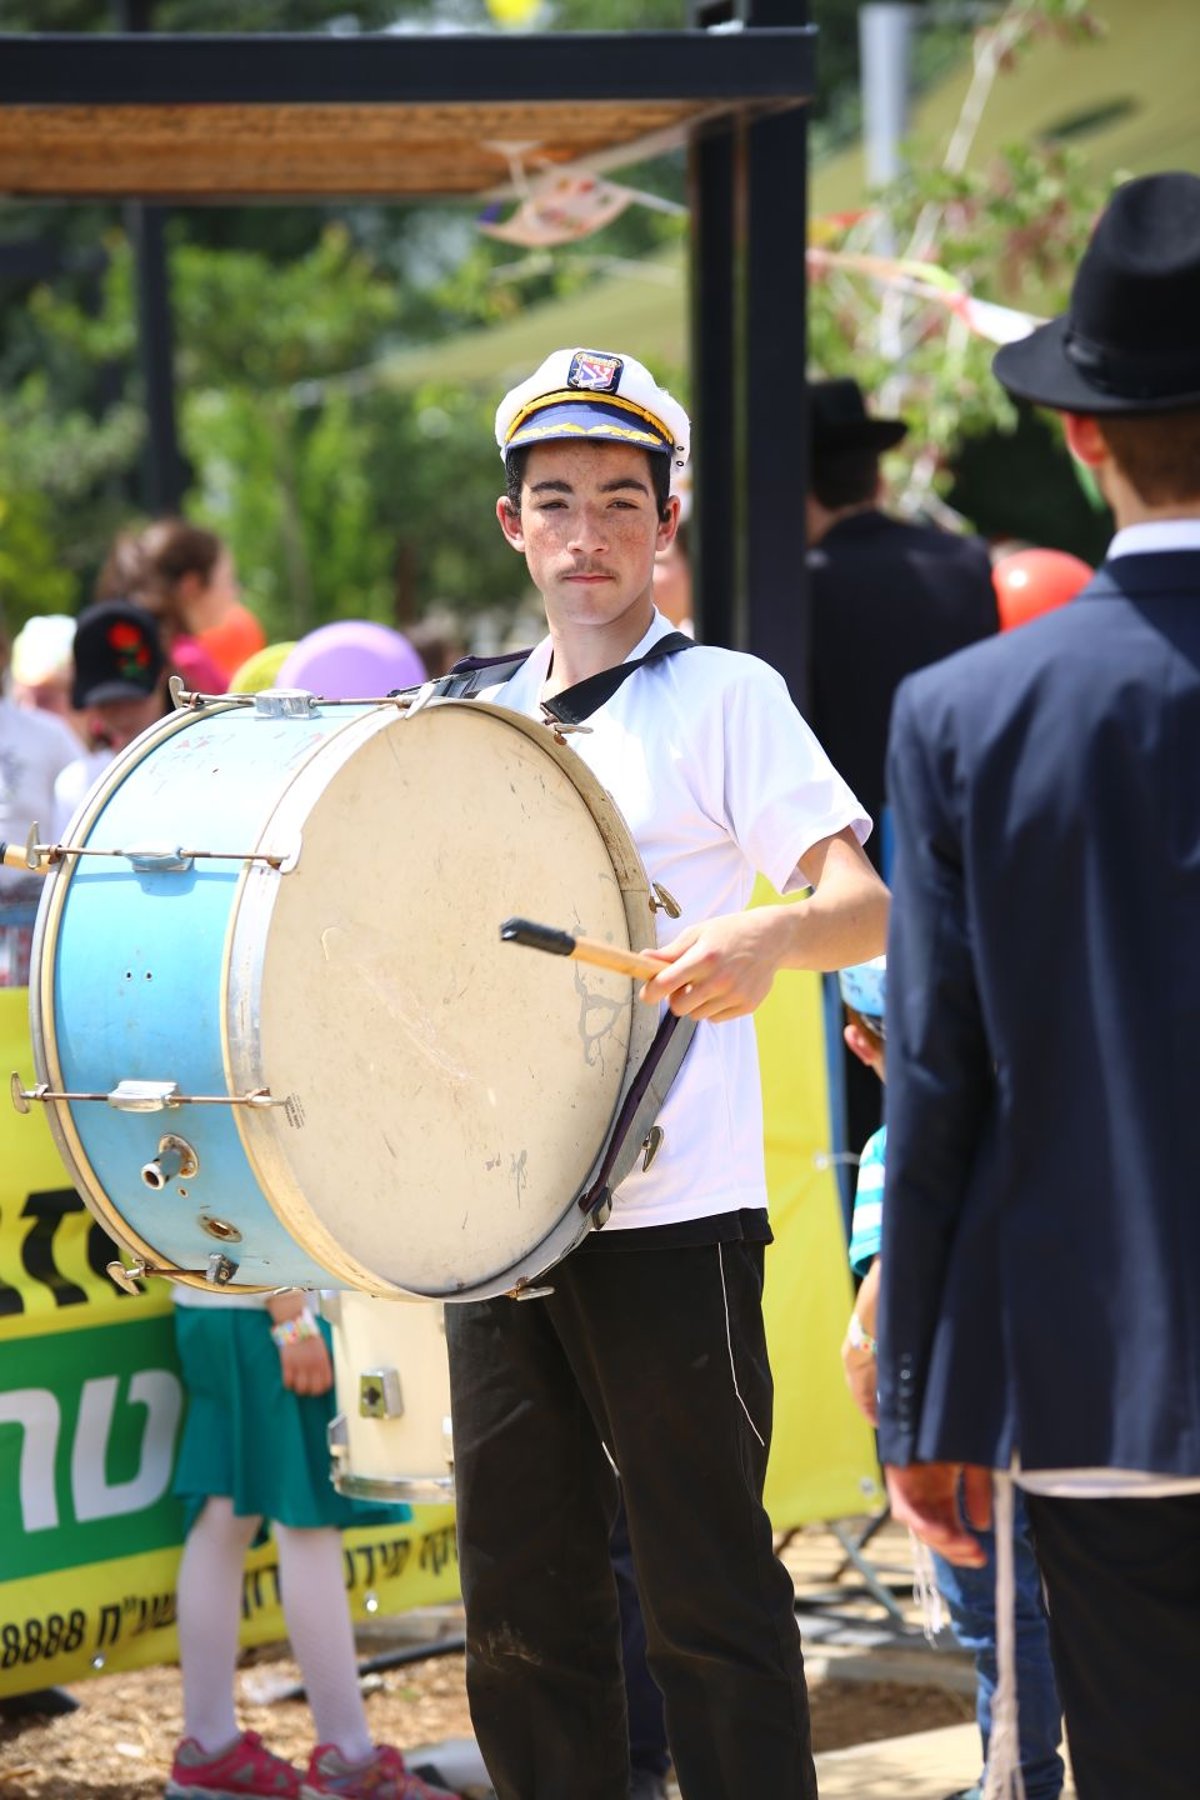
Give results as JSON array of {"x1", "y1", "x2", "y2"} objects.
[
  {"x1": 878, "y1": 171, "x2": 1200, "y2": 1800},
  {"x1": 807, "y1": 379, "x2": 998, "y2": 881},
  {"x1": 807, "y1": 380, "x2": 998, "y2": 1158}
]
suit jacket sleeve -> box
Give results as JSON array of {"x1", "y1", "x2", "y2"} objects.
[{"x1": 876, "y1": 674, "x2": 995, "y2": 1466}]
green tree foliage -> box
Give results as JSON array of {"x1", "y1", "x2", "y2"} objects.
[
  {"x1": 808, "y1": 0, "x2": 1112, "y2": 535},
  {"x1": 0, "y1": 0, "x2": 1117, "y2": 637}
]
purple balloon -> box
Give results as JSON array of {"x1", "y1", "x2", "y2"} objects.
[{"x1": 276, "y1": 621, "x2": 427, "y2": 699}]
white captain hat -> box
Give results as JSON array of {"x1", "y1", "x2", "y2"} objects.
[{"x1": 495, "y1": 347, "x2": 690, "y2": 472}]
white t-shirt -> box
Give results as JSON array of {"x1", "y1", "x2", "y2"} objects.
[
  {"x1": 53, "y1": 747, "x2": 115, "y2": 840},
  {"x1": 0, "y1": 700, "x2": 80, "y2": 903},
  {"x1": 482, "y1": 610, "x2": 870, "y2": 1231}
]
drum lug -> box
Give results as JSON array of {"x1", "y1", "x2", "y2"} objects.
[
  {"x1": 205, "y1": 1253, "x2": 239, "y2": 1286},
  {"x1": 253, "y1": 689, "x2": 320, "y2": 720},
  {"x1": 359, "y1": 1367, "x2": 404, "y2": 1420},
  {"x1": 108, "y1": 1079, "x2": 181, "y2": 1113},
  {"x1": 126, "y1": 846, "x2": 195, "y2": 874},
  {"x1": 648, "y1": 882, "x2": 682, "y2": 919},
  {"x1": 328, "y1": 1413, "x2": 349, "y2": 1459}
]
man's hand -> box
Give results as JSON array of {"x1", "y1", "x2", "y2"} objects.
[
  {"x1": 884, "y1": 1461, "x2": 992, "y2": 1566},
  {"x1": 638, "y1": 908, "x2": 788, "y2": 1021}
]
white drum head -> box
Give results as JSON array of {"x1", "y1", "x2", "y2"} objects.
[{"x1": 228, "y1": 702, "x2": 651, "y2": 1296}]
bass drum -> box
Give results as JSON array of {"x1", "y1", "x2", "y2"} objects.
[
  {"x1": 29, "y1": 692, "x2": 657, "y2": 1299},
  {"x1": 324, "y1": 1290, "x2": 453, "y2": 1503}
]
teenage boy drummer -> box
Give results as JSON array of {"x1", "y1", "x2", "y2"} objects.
[{"x1": 445, "y1": 347, "x2": 889, "y2": 1800}]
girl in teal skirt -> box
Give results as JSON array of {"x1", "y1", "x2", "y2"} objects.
[{"x1": 168, "y1": 1287, "x2": 457, "y2": 1800}]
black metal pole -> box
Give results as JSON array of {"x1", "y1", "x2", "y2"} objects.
[
  {"x1": 743, "y1": 0, "x2": 811, "y2": 706},
  {"x1": 688, "y1": 112, "x2": 739, "y2": 649},
  {"x1": 117, "y1": 0, "x2": 185, "y2": 516},
  {"x1": 126, "y1": 201, "x2": 185, "y2": 515}
]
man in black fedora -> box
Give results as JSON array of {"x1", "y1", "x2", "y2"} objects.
[
  {"x1": 806, "y1": 378, "x2": 997, "y2": 1158},
  {"x1": 877, "y1": 170, "x2": 1200, "y2": 1799}
]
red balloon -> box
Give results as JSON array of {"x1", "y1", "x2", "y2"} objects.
[{"x1": 992, "y1": 548, "x2": 1093, "y2": 631}]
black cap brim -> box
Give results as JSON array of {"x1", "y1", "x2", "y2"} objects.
[
  {"x1": 994, "y1": 316, "x2": 1200, "y2": 415},
  {"x1": 72, "y1": 677, "x2": 157, "y2": 709}
]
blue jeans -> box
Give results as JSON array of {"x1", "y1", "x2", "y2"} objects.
[{"x1": 932, "y1": 1489, "x2": 1064, "y2": 1800}]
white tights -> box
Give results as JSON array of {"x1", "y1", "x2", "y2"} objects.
[{"x1": 176, "y1": 1496, "x2": 373, "y2": 1764}]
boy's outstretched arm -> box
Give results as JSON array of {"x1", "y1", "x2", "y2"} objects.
[{"x1": 640, "y1": 827, "x2": 889, "y2": 1022}]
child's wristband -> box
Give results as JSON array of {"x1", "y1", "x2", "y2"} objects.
[
  {"x1": 270, "y1": 1313, "x2": 320, "y2": 1349},
  {"x1": 847, "y1": 1313, "x2": 878, "y2": 1357}
]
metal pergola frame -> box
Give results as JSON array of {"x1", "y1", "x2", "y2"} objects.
[{"x1": 0, "y1": 5, "x2": 813, "y2": 694}]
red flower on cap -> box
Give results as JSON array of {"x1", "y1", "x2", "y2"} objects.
[{"x1": 107, "y1": 620, "x2": 152, "y2": 673}]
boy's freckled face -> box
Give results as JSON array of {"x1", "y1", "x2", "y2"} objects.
[{"x1": 498, "y1": 441, "x2": 677, "y2": 633}]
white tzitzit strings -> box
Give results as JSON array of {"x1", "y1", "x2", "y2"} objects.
[
  {"x1": 910, "y1": 1529, "x2": 948, "y2": 1641},
  {"x1": 909, "y1": 1469, "x2": 1025, "y2": 1800},
  {"x1": 983, "y1": 1466, "x2": 1027, "y2": 1800}
]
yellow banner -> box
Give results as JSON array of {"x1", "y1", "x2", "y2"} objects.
[
  {"x1": 754, "y1": 884, "x2": 882, "y2": 1525},
  {"x1": 0, "y1": 1510, "x2": 457, "y2": 1696}
]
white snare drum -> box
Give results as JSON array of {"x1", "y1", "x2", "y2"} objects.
[
  {"x1": 324, "y1": 1290, "x2": 453, "y2": 1503},
  {"x1": 29, "y1": 693, "x2": 658, "y2": 1299}
]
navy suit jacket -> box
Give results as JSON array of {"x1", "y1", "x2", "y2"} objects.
[{"x1": 877, "y1": 549, "x2": 1200, "y2": 1474}]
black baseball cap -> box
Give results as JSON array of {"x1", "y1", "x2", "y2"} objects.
[{"x1": 71, "y1": 600, "x2": 166, "y2": 709}]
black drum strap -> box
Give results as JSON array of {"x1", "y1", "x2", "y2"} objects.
[
  {"x1": 576, "y1": 1008, "x2": 696, "y2": 1228},
  {"x1": 412, "y1": 630, "x2": 694, "y2": 721},
  {"x1": 541, "y1": 632, "x2": 694, "y2": 724}
]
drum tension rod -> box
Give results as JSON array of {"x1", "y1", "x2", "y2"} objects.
[
  {"x1": 106, "y1": 1251, "x2": 240, "y2": 1294},
  {"x1": 2, "y1": 823, "x2": 289, "y2": 874},
  {"x1": 10, "y1": 1074, "x2": 286, "y2": 1115},
  {"x1": 169, "y1": 676, "x2": 416, "y2": 715}
]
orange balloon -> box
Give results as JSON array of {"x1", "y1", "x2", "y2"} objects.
[
  {"x1": 993, "y1": 548, "x2": 1093, "y2": 631},
  {"x1": 198, "y1": 601, "x2": 268, "y2": 679}
]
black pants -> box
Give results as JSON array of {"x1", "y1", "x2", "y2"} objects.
[
  {"x1": 1025, "y1": 1491, "x2": 1200, "y2": 1800},
  {"x1": 611, "y1": 1493, "x2": 671, "y2": 1780},
  {"x1": 446, "y1": 1239, "x2": 817, "y2": 1800}
]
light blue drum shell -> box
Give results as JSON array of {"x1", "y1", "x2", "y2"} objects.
[{"x1": 33, "y1": 700, "x2": 381, "y2": 1292}]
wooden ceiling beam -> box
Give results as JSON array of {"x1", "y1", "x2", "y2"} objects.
[{"x1": 0, "y1": 27, "x2": 814, "y2": 200}]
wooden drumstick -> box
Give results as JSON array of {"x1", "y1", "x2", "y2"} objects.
[{"x1": 500, "y1": 917, "x2": 665, "y2": 982}]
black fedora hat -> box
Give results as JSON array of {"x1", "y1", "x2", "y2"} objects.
[
  {"x1": 809, "y1": 378, "x2": 909, "y2": 454},
  {"x1": 994, "y1": 171, "x2": 1200, "y2": 414}
]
